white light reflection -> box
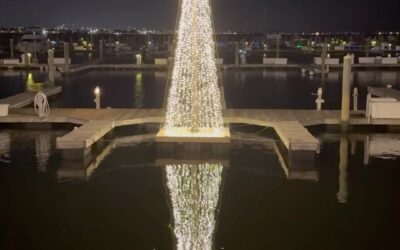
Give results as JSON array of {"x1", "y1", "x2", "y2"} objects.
[
  {"x1": 165, "y1": 163, "x2": 223, "y2": 250},
  {"x1": 0, "y1": 132, "x2": 11, "y2": 164},
  {"x1": 134, "y1": 72, "x2": 143, "y2": 108},
  {"x1": 35, "y1": 134, "x2": 51, "y2": 172},
  {"x1": 337, "y1": 136, "x2": 349, "y2": 204}
]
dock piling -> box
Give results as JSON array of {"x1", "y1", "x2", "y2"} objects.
[
  {"x1": 9, "y1": 39, "x2": 14, "y2": 59},
  {"x1": 276, "y1": 37, "x2": 280, "y2": 58},
  {"x1": 234, "y1": 42, "x2": 239, "y2": 66},
  {"x1": 353, "y1": 87, "x2": 359, "y2": 111},
  {"x1": 48, "y1": 49, "x2": 55, "y2": 84},
  {"x1": 99, "y1": 39, "x2": 104, "y2": 60},
  {"x1": 64, "y1": 43, "x2": 70, "y2": 73},
  {"x1": 341, "y1": 55, "x2": 352, "y2": 131}
]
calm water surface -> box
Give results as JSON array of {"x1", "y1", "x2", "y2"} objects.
[
  {"x1": 1, "y1": 70, "x2": 399, "y2": 109},
  {"x1": 0, "y1": 126, "x2": 400, "y2": 250},
  {"x1": 1, "y1": 69, "x2": 400, "y2": 249}
]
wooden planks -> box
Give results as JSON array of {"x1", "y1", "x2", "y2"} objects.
[
  {"x1": 0, "y1": 86, "x2": 62, "y2": 109},
  {"x1": 274, "y1": 121, "x2": 319, "y2": 151},
  {"x1": 56, "y1": 120, "x2": 114, "y2": 149},
  {"x1": 3, "y1": 108, "x2": 400, "y2": 152}
]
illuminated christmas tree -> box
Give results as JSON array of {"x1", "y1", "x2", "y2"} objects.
[{"x1": 158, "y1": 0, "x2": 228, "y2": 140}]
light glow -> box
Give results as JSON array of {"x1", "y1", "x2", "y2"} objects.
[
  {"x1": 162, "y1": 0, "x2": 224, "y2": 137},
  {"x1": 94, "y1": 86, "x2": 100, "y2": 95}
]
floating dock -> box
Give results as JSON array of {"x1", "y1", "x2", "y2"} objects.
[
  {"x1": 0, "y1": 86, "x2": 62, "y2": 109},
  {"x1": 2, "y1": 108, "x2": 400, "y2": 158}
]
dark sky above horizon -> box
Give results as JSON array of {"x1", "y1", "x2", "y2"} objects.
[{"x1": 0, "y1": 0, "x2": 399, "y2": 32}]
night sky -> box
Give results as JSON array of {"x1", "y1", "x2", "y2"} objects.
[{"x1": 0, "y1": 0, "x2": 399, "y2": 32}]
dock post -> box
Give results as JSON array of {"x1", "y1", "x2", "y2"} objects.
[
  {"x1": 63, "y1": 42, "x2": 70, "y2": 73},
  {"x1": 341, "y1": 55, "x2": 352, "y2": 131},
  {"x1": 276, "y1": 37, "x2": 280, "y2": 58},
  {"x1": 48, "y1": 49, "x2": 55, "y2": 84},
  {"x1": 9, "y1": 39, "x2": 14, "y2": 59},
  {"x1": 234, "y1": 42, "x2": 239, "y2": 67},
  {"x1": 315, "y1": 87, "x2": 324, "y2": 111},
  {"x1": 321, "y1": 42, "x2": 327, "y2": 75},
  {"x1": 99, "y1": 39, "x2": 104, "y2": 60},
  {"x1": 353, "y1": 87, "x2": 358, "y2": 111},
  {"x1": 365, "y1": 38, "x2": 370, "y2": 57}
]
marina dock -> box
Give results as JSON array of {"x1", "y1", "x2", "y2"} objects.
[
  {"x1": 2, "y1": 108, "x2": 400, "y2": 158},
  {"x1": 0, "y1": 86, "x2": 62, "y2": 109},
  {"x1": 2, "y1": 62, "x2": 400, "y2": 74}
]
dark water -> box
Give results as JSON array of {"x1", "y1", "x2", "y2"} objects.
[
  {"x1": 0, "y1": 127, "x2": 400, "y2": 250},
  {"x1": 1, "y1": 69, "x2": 400, "y2": 249},
  {"x1": 1, "y1": 70, "x2": 399, "y2": 109}
]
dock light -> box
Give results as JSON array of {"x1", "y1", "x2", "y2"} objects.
[
  {"x1": 94, "y1": 86, "x2": 101, "y2": 109},
  {"x1": 136, "y1": 54, "x2": 142, "y2": 65},
  {"x1": 26, "y1": 53, "x2": 32, "y2": 65},
  {"x1": 94, "y1": 86, "x2": 100, "y2": 95}
]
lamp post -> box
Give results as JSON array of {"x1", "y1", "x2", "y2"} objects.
[
  {"x1": 94, "y1": 86, "x2": 101, "y2": 110},
  {"x1": 136, "y1": 54, "x2": 142, "y2": 65}
]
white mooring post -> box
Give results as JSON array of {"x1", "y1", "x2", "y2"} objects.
[
  {"x1": 353, "y1": 87, "x2": 359, "y2": 111},
  {"x1": 315, "y1": 87, "x2": 325, "y2": 111},
  {"x1": 341, "y1": 55, "x2": 352, "y2": 131},
  {"x1": 47, "y1": 49, "x2": 55, "y2": 84},
  {"x1": 276, "y1": 37, "x2": 280, "y2": 58},
  {"x1": 64, "y1": 42, "x2": 70, "y2": 73}
]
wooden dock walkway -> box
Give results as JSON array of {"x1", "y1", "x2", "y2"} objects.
[
  {"x1": 56, "y1": 120, "x2": 114, "y2": 150},
  {"x1": 274, "y1": 121, "x2": 319, "y2": 151},
  {"x1": 0, "y1": 86, "x2": 62, "y2": 109},
  {"x1": 2, "y1": 108, "x2": 400, "y2": 157}
]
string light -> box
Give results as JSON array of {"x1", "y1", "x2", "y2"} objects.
[
  {"x1": 161, "y1": 0, "x2": 225, "y2": 138},
  {"x1": 165, "y1": 163, "x2": 223, "y2": 250}
]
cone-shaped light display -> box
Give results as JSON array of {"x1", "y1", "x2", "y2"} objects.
[{"x1": 160, "y1": 0, "x2": 226, "y2": 138}]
